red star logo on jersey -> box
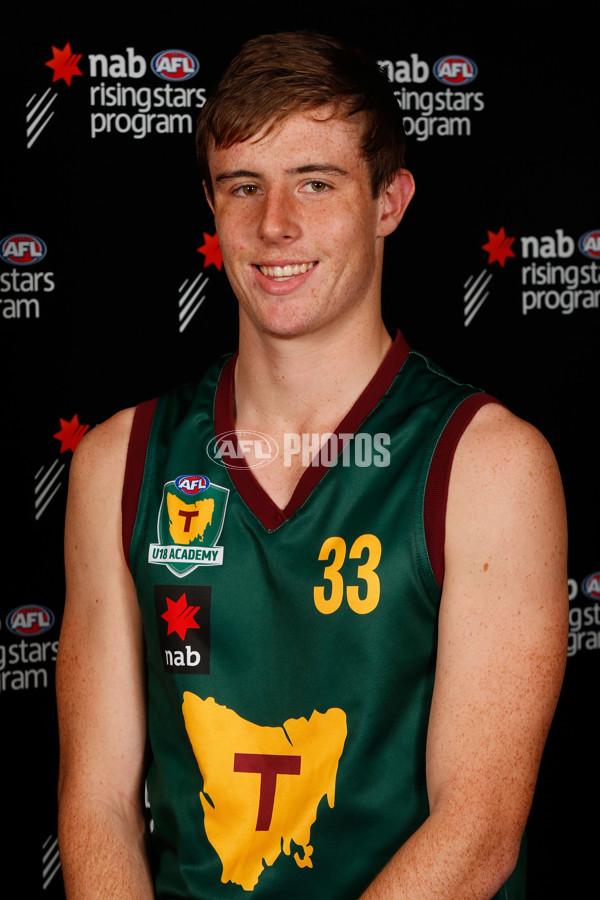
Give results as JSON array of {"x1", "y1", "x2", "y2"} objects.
[
  {"x1": 161, "y1": 593, "x2": 201, "y2": 640},
  {"x1": 481, "y1": 227, "x2": 516, "y2": 267},
  {"x1": 197, "y1": 232, "x2": 223, "y2": 270},
  {"x1": 45, "y1": 43, "x2": 83, "y2": 86}
]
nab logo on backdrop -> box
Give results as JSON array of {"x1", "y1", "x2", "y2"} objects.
[
  {"x1": 26, "y1": 42, "x2": 206, "y2": 148},
  {"x1": 568, "y1": 571, "x2": 600, "y2": 657},
  {"x1": 378, "y1": 50, "x2": 484, "y2": 141},
  {"x1": 463, "y1": 225, "x2": 600, "y2": 325},
  {"x1": 0, "y1": 233, "x2": 55, "y2": 320},
  {"x1": 1, "y1": 604, "x2": 59, "y2": 694}
]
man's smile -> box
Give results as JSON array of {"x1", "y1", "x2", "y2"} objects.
[{"x1": 256, "y1": 261, "x2": 317, "y2": 281}]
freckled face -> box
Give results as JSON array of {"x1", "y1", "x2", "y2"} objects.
[{"x1": 206, "y1": 110, "x2": 393, "y2": 339}]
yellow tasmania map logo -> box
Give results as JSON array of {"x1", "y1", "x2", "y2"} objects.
[
  {"x1": 148, "y1": 475, "x2": 229, "y2": 577},
  {"x1": 182, "y1": 694, "x2": 347, "y2": 891}
]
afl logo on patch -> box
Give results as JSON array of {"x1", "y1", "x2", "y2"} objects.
[
  {"x1": 433, "y1": 55, "x2": 478, "y2": 85},
  {"x1": 175, "y1": 475, "x2": 210, "y2": 495},
  {"x1": 151, "y1": 49, "x2": 199, "y2": 81}
]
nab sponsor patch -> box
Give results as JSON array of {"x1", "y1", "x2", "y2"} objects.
[
  {"x1": 155, "y1": 585, "x2": 211, "y2": 673},
  {"x1": 148, "y1": 474, "x2": 229, "y2": 577}
]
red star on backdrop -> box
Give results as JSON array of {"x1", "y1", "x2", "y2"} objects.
[
  {"x1": 45, "y1": 43, "x2": 83, "y2": 86},
  {"x1": 197, "y1": 232, "x2": 223, "y2": 270},
  {"x1": 481, "y1": 227, "x2": 516, "y2": 267},
  {"x1": 161, "y1": 594, "x2": 201, "y2": 640},
  {"x1": 53, "y1": 414, "x2": 90, "y2": 453}
]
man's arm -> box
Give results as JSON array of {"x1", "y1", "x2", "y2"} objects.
[
  {"x1": 360, "y1": 403, "x2": 568, "y2": 899},
  {"x1": 56, "y1": 408, "x2": 155, "y2": 898}
]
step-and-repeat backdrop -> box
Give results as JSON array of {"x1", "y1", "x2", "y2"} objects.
[{"x1": 2, "y1": 9, "x2": 597, "y2": 897}]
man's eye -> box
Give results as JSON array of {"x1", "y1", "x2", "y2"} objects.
[
  {"x1": 235, "y1": 184, "x2": 259, "y2": 197},
  {"x1": 305, "y1": 181, "x2": 328, "y2": 193}
]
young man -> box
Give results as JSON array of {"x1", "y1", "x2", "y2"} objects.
[{"x1": 57, "y1": 32, "x2": 568, "y2": 899}]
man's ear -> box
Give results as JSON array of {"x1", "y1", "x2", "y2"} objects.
[
  {"x1": 203, "y1": 179, "x2": 215, "y2": 214},
  {"x1": 377, "y1": 169, "x2": 415, "y2": 238}
]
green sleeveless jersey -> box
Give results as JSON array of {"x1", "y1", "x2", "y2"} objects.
[{"x1": 124, "y1": 331, "x2": 525, "y2": 899}]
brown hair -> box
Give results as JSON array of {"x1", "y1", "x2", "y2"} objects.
[{"x1": 197, "y1": 31, "x2": 406, "y2": 199}]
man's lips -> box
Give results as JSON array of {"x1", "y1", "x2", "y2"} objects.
[
  {"x1": 251, "y1": 260, "x2": 318, "y2": 295},
  {"x1": 256, "y1": 261, "x2": 316, "y2": 281}
]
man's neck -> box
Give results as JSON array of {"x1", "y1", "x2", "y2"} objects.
[{"x1": 233, "y1": 316, "x2": 393, "y2": 436}]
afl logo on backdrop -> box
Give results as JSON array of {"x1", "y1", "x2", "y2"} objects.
[
  {"x1": 175, "y1": 475, "x2": 210, "y2": 495},
  {"x1": 578, "y1": 230, "x2": 600, "y2": 260},
  {"x1": 151, "y1": 49, "x2": 199, "y2": 81},
  {"x1": 0, "y1": 234, "x2": 47, "y2": 266},
  {"x1": 6, "y1": 605, "x2": 55, "y2": 636},
  {"x1": 581, "y1": 572, "x2": 600, "y2": 601},
  {"x1": 433, "y1": 55, "x2": 478, "y2": 85}
]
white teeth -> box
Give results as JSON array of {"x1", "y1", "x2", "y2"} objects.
[{"x1": 259, "y1": 262, "x2": 315, "y2": 278}]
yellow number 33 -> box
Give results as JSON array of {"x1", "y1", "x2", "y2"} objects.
[{"x1": 314, "y1": 534, "x2": 382, "y2": 615}]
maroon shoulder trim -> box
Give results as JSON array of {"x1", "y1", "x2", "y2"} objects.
[
  {"x1": 424, "y1": 393, "x2": 501, "y2": 588},
  {"x1": 215, "y1": 331, "x2": 411, "y2": 530},
  {"x1": 122, "y1": 397, "x2": 158, "y2": 566}
]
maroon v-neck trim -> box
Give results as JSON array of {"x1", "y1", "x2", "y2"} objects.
[{"x1": 214, "y1": 330, "x2": 411, "y2": 530}]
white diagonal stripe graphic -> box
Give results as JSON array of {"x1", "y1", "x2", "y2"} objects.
[
  {"x1": 26, "y1": 88, "x2": 53, "y2": 119},
  {"x1": 178, "y1": 273, "x2": 209, "y2": 333},
  {"x1": 34, "y1": 460, "x2": 66, "y2": 520},
  {"x1": 463, "y1": 269, "x2": 494, "y2": 326},
  {"x1": 464, "y1": 291, "x2": 490, "y2": 327},
  {"x1": 464, "y1": 268, "x2": 491, "y2": 303},
  {"x1": 42, "y1": 835, "x2": 61, "y2": 890},
  {"x1": 178, "y1": 272, "x2": 208, "y2": 306},
  {"x1": 35, "y1": 458, "x2": 62, "y2": 496},
  {"x1": 26, "y1": 89, "x2": 58, "y2": 149},
  {"x1": 180, "y1": 296, "x2": 206, "y2": 333}
]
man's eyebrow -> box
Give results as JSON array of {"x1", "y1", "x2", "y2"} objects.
[
  {"x1": 215, "y1": 169, "x2": 261, "y2": 183},
  {"x1": 214, "y1": 163, "x2": 349, "y2": 183},
  {"x1": 288, "y1": 163, "x2": 349, "y2": 177}
]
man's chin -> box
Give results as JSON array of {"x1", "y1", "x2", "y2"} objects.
[{"x1": 240, "y1": 308, "x2": 322, "y2": 342}]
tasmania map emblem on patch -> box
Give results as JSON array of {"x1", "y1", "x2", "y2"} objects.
[{"x1": 148, "y1": 474, "x2": 229, "y2": 577}]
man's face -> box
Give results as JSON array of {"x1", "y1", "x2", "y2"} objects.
[{"x1": 206, "y1": 108, "x2": 411, "y2": 340}]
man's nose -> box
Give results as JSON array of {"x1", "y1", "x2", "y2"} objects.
[{"x1": 258, "y1": 188, "x2": 301, "y2": 242}]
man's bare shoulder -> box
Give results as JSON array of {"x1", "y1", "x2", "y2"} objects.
[
  {"x1": 62, "y1": 406, "x2": 141, "y2": 659},
  {"x1": 461, "y1": 399, "x2": 550, "y2": 448},
  {"x1": 65, "y1": 406, "x2": 139, "y2": 552},
  {"x1": 446, "y1": 399, "x2": 567, "y2": 591},
  {"x1": 69, "y1": 406, "x2": 136, "y2": 489},
  {"x1": 453, "y1": 401, "x2": 562, "y2": 499}
]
